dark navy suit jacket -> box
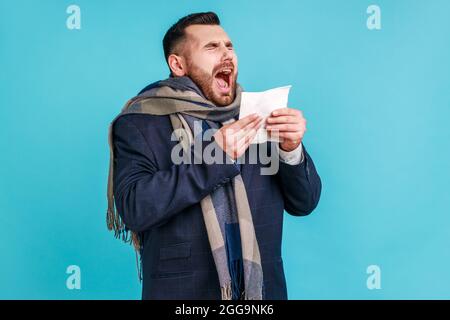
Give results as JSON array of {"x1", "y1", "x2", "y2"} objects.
[{"x1": 112, "y1": 113, "x2": 322, "y2": 300}]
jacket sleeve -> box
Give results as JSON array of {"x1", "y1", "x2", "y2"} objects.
[
  {"x1": 276, "y1": 144, "x2": 322, "y2": 216},
  {"x1": 112, "y1": 115, "x2": 241, "y2": 232}
]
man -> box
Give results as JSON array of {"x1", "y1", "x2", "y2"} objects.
[{"x1": 107, "y1": 12, "x2": 321, "y2": 300}]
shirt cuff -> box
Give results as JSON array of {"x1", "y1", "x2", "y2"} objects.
[{"x1": 277, "y1": 143, "x2": 305, "y2": 165}]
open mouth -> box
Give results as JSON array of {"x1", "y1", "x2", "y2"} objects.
[{"x1": 214, "y1": 68, "x2": 232, "y2": 94}]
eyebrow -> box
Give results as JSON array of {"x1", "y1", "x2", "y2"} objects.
[{"x1": 203, "y1": 40, "x2": 233, "y2": 48}]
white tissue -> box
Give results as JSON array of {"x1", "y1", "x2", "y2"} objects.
[{"x1": 239, "y1": 85, "x2": 292, "y2": 144}]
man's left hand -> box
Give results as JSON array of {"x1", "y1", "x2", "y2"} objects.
[{"x1": 265, "y1": 107, "x2": 307, "y2": 152}]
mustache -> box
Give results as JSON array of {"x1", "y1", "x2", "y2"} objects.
[{"x1": 212, "y1": 62, "x2": 235, "y2": 75}]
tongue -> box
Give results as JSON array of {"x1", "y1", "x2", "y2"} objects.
[{"x1": 216, "y1": 76, "x2": 228, "y2": 89}]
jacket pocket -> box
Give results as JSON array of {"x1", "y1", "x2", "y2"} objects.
[
  {"x1": 159, "y1": 242, "x2": 191, "y2": 260},
  {"x1": 156, "y1": 242, "x2": 192, "y2": 277}
]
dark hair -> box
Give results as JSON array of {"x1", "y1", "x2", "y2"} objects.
[{"x1": 163, "y1": 12, "x2": 220, "y2": 62}]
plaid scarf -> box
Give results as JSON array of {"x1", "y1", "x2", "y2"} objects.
[{"x1": 106, "y1": 76, "x2": 263, "y2": 299}]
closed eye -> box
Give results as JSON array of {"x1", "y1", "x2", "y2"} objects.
[
  {"x1": 204, "y1": 42, "x2": 219, "y2": 50},
  {"x1": 203, "y1": 41, "x2": 234, "y2": 50}
]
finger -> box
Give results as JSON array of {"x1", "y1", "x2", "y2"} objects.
[
  {"x1": 221, "y1": 116, "x2": 260, "y2": 139},
  {"x1": 235, "y1": 117, "x2": 264, "y2": 141},
  {"x1": 271, "y1": 108, "x2": 302, "y2": 117},
  {"x1": 233, "y1": 128, "x2": 256, "y2": 157},
  {"x1": 266, "y1": 123, "x2": 302, "y2": 132},
  {"x1": 226, "y1": 116, "x2": 260, "y2": 139},
  {"x1": 247, "y1": 115, "x2": 264, "y2": 130},
  {"x1": 266, "y1": 123, "x2": 303, "y2": 132},
  {"x1": 242, "y1": 127, "x2": 258, "y2": 148},
  {"x1": 266, "y1": 116, "x2": 301, "y2": 125},
  {"x1": 237, "y1": 128, "x2": 258, "y2": 155},
  {"x1": 268, "y1": 131, "x2": 302, "y2": 140},
  {"x1": 223, "y1": 118, "x2": 262, "y2": 149},
  {"x1": 232, "y1": 113, "x2": 260, "y2": 129}
]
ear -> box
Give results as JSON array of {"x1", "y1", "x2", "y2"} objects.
[{"x1": 167, "y1": 54, "x2": 186, "y2": 77}]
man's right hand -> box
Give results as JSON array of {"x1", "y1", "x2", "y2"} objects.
[{"x1": 213, "y1": 113, "x2": 264, "y2": 160}]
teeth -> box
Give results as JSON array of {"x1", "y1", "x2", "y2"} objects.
[{"x1": 220, "y1": 69, "x2": 232, "y2": 75}]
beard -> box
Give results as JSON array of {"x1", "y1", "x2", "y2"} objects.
[{"x1": 186, "y1": 59, "x2": 238, "y2": 106}]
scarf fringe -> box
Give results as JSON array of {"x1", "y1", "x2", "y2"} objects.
[
  {"x1": 244, "y1": 292, "x2": 263, "y2": 300},
  {"x1": 229, "y1": 258, "x2": 244, "y2": 299},
  {"x1": 221, "y1": 282, "x2": 232, "y2": 300},
  {"x1": 107, "y1": 203, "x2": 142, "y2": 281},
  {"x1": 106, "y1": 206, "x2": 141, "y2": 250}
]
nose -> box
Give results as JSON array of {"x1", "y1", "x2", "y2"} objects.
[{"x1": 219, "y1": 43, "x2": 233, "y2": 62}]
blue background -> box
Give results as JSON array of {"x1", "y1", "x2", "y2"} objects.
[{"x1": 1, "y1": 0, "x2": 449, "y2": 299}]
